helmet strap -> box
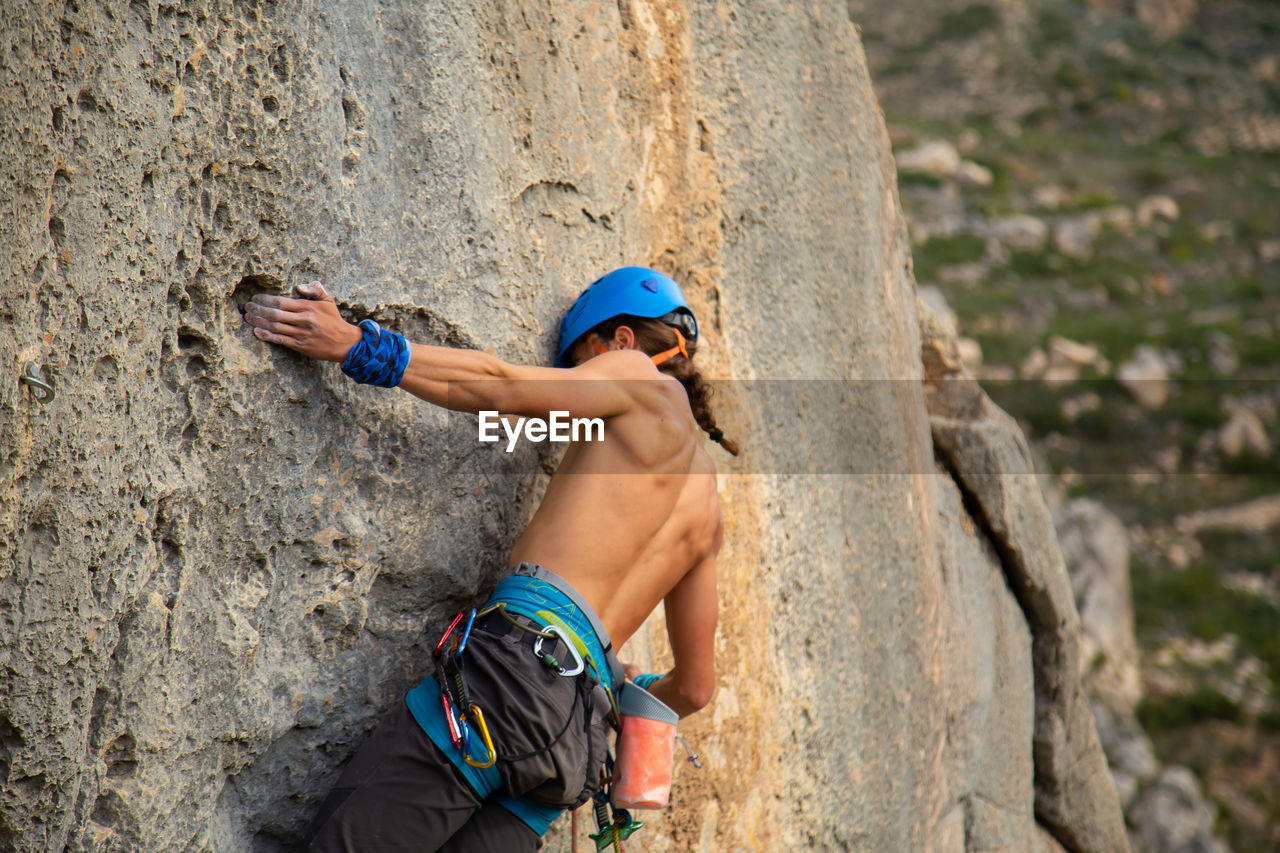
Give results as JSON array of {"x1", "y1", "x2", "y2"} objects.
[
  {"x1": 650, "y1": 327, "x2": 688, "y2": 366},
  {"x1": 591, "y1": 337, "x2": 609, "y2": 356}
]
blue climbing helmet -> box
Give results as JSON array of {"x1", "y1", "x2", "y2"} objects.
[{"x1": 556, "y1": 266, "x2": 698, "y2": 367}]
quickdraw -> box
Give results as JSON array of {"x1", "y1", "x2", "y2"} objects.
[{"x1": 434, "y1": 609, "x2": 496, "y2": 769}]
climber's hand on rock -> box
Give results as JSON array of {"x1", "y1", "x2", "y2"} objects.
[{"x1": 244, "y1": 281, "x2": 362, "y2": 362}]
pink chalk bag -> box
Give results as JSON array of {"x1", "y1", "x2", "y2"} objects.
[{"x1": 610, "y1": 682, "x2": 680, "y2": 809}]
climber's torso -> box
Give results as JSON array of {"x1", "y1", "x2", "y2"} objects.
[{"x1": 507, "y1": 363, "x2": 722, "y2": 649}]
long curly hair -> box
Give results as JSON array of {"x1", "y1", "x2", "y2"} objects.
[{"x1": 588, "y1": 314, "x2": 740, "y2": 456}]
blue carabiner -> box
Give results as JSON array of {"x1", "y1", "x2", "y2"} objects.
[{"x1": 454, "y1": 609, "x2": 477, "y2": 660}]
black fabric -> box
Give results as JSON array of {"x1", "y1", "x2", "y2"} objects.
[
  {"x1": 462, "y1": 624, "x2": 612, "y2": 809},
  {"x1": 304, "y1": 623, "x2": 611, "y2": 851},
  {"x1": 304, "y1": 703, "x2": 540, "y2": 853},
  {"x1": 471, "y1": 610, "x2": 573, "y2": 665}
]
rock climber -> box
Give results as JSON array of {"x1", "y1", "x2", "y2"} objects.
[{"x1": 242, "y1": 266, "x2": 738, "y2": 851}]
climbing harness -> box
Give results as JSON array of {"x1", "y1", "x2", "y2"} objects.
[
  {"x1": 431, "y1": 601, "x2": 610, "y2": 775},
  {"x1": 432, "y1": 566, "x2": 695, "y2": 847}
]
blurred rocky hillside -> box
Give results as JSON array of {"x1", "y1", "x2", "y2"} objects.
[{"x1": 850, "y1": 0, "x2": 1280, "y2": 850}]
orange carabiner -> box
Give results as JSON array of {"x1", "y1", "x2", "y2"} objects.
[{"x1": 462, "y1": 704, "x2": 497, "y2": 768}]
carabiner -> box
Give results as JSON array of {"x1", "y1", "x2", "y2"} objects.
[
  {"x1": 434, "y1": 612, "x2": 465, "y2": 657},
  {"x1": 533, "y1": 625, "x2": 585, "y2": 677},
  {"x1": 454, "y1": 609, "x2": 477, "y2": 660},
  {"x1": 441, "y1": 693, "x2": 463, "y2": 749},
  {"x1": 462, "y1": 703, "x2": 496, "y2": 768}
]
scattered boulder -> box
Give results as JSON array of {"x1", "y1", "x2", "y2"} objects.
[
  {"x1": 1047, "y1": 335, "x2": 1110, "y2": 380},
  {"x1": 1020, "y1": 346, "x2": 1049, "y2": 379},
  {"x1": 938, "y1": 261, "x2": 990, "y2": 287},
  {"x1": 991, "y1": 214, "x2": 1049, "y2": 252},
  {"x1": 1175, "y1": 494, "x2": 1280, "y2": 534},
  {"x1": 1136, "y1": 194, "x2": 1180, "y2": 226},
  {"x1": 1055, "y1": 499, "x2": 1141, "y2": 710},
  {"x1": 955, "y1": 159, "x2": 994, "y2": 187},
  {"x1": 895, "y1": 139, "x2": 961, "y2": 178},
  {"x1": 1134, "y1": 0, "x2": 1200, "y2": 41},
  {"x1": 1217, "y1": 407, "x2": 1270, "y2": 458},
  {"x1": 1031, "y1": 185, "x2": 1069, "y2": 210},
  {"x1": 1054, "y1": 215, "x2": 1102, "y2": 261},
  {"x1": 1117, "y1": 345, "x2": 1172, "y2": 409},
  {"x1": 1127, "y1": 767, "x2": 1230, "y2": 853},
  {"x1": 1061, "y1": 392, "x2": 1102, "y2": 421},
  {"x1": 1021, "y1": 337, "x2": 1110, "y2": 382},
  {"x1": 1099, "y1": 205, "x2": 1135, "y2": 235}
]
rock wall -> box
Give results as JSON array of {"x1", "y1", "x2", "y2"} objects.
[{"x1": 1, "y1": 1, "x2": 1124, "y2": 850}]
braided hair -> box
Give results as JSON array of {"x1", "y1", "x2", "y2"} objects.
[{"x1": 588, "y1": 315, "x2": 740, "y2": 456}]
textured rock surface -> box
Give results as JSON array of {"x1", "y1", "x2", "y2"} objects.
[
  {"x1": 1055, "y1": 498, "x2": 1232, "y2": 852},
  {"x1": 920, "y1": 295, "x2": 1129, "y2": 853},
  {"x1": 1055, "y1": 499, "x2": 1141, "y2": 712},
  {"x1": 2, "y1": 1, "x2": 1123, "y2": 851}
]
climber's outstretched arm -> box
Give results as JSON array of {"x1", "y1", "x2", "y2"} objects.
[{"x1": 244, "y1": 282, "x2": 649, "y2": 419}]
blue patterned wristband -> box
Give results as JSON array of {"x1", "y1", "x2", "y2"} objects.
[
  {"x1": 632, "y1": 672, "x2": 662, "y2": 691},
  {"x1": 341, "y1": 319, "x2": 411, "y2": 387}
]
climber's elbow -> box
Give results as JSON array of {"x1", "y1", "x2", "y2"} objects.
[{"x1": 676, "y1": 674, "x2": 715, "y2": 716}]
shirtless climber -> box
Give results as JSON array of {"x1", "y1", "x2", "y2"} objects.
[{"x1": 242, "y1": 266, "x2": 737, "y2": 851}]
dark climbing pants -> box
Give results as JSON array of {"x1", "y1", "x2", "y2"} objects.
[{"x1": 303, "y1": 702, "x2": 540, "y2": 852}]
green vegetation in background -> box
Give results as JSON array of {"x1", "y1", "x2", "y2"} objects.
[
  {"x1": 1132, "y1": 555, "x2": 1280, "y2": 694},
  {"x1": 1137, "y1": 687, "x2": 1244, "y2": 733},
  {"x1": 912, "y1": 233, "x2": 987, "y2": 281},
  {"x1": 931, "y1": 4, "x2": 1000, "y2": 44}
]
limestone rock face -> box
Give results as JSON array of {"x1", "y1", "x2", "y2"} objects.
[{"x1": 2, "y1": 2, "x2": 1123, "y2": 851}]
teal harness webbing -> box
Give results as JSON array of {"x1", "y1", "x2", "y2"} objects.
[{"x1": 507, "y1": 562, "x2": 625, "y2": 691}]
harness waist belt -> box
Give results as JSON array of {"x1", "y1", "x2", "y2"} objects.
[
  {"x1": 508, "y1": 562, "x2": 625, "y2": 690},
  {"x1": 473, "y1": 609, "x2": 573, "y2": 659}
]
